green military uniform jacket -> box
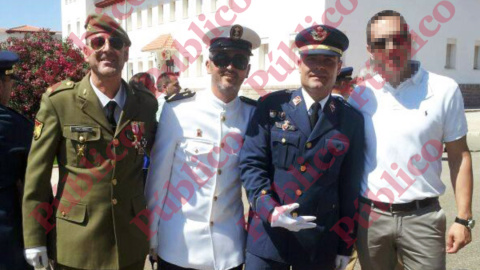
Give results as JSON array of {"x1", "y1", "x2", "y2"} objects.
[{"x1": 23, "y1": 74, "x2": 158, "y2": 269}]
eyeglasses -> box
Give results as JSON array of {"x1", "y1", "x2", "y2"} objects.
[
  {"x1": 210, "y1": 53, "x2": 249, "y2": 70},
  {"x1": 88, "y1": 36, "x2": 125, "y2": 51},
  {"x1": 370, "y1": 34, "x2": 409, "y2": 50}
]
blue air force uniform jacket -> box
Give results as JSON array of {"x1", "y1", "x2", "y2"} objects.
[{"x1": 239, "y1": 89, "x2": 365, "y2": 267}]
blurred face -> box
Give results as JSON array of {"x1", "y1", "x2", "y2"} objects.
[
  {"x1": 298, "y1": 54, "x2": 342, "y2": 100},
  {"x1": 163, "y1": 75, "x2": 181, "y2": 96},
  {"x1": 83, "y1": 33, "x2": 129, "y2": 79},
  {"x1": 0, "y1": 76, "x2": 13, "y2": 105},
  {"x1": 207, "y1": 50, "x2": 251, "y2": 101},
  {"x1": 368, "y1": 16, "x2": 411, "y2": 81}
]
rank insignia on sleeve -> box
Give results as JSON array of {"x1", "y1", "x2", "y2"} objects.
[{"x1": 34, "y1": 119, "x2": 44, "y2": 140}]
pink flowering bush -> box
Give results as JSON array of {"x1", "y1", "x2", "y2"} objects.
[{"x1": 1, "y1": 30, "x2": 88, "y2": 120}]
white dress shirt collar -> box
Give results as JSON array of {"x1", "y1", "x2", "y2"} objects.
[
  {"x1": 301, "y1": 88, "x2": 330, "y2": 114},
  {"x1": 90, "y1": 76, "x2": 126, "y2": 110}
]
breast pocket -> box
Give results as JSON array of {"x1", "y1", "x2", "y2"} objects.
[
  {"x1": 181, "y1": 138, "x2": 215, "y2": 170},
  {"x1": 62, "y1": 126, "x2": 102, "y2": 167},
  {"x1": 271, "y1": 130, "x2": 301, "y2": 170},
  {"x1": 322, "y1": 136, "x2": 350, "y2": 176}
]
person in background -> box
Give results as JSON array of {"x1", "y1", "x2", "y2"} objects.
[
  {"x1": 155, "y1": 72, "x2": 182, "y2": 120},
  {"x1": 0, "y1": 50, "x2": 33, "y2": 270},
  {"x1": 331, "y1": 67, "x2": 353, "y2": 100}
]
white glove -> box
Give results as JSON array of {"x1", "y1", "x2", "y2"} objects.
[
  {"x1": 270, "y1": 203, "x2": 316, "y2": 232},
  {"x1": 25, "y1": 246, "x2": 49, "y2": 269},
  {"x1": 335, "y1": 255, "x2": 350, "y2": 270}
]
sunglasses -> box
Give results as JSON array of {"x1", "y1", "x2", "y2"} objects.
[
  {"x1": 89, "y1": 36, "x2": 125, "y2": 51},
  {"x1": 370, "y1": 34, "x2": 409, "y2": 50},
  {"x1": 210, "y1": 53, "x2": 249, "y2": 70}
]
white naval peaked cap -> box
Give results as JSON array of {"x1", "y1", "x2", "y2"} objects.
[{"x1": 202, "y1": 24, "x2": 261, "y2": 55}]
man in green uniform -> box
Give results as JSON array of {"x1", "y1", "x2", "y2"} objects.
[{"x1": 22, "y1": 14, "x2": 157, "y2": 270}]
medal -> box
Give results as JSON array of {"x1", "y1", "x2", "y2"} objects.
[
  {"x1": 293, "y1": 96, "x2": 302, "y2": 106},
  {"x1": 269, "y1": 110, "x2": 277, "y2": 118}
]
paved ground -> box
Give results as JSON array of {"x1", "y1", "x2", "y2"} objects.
[{"x1": 49, "y1": 112, "x2": 480, "y2": 270}]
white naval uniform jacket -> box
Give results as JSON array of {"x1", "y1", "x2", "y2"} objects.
[{"x1": 145, "y1": 89, "x2": 255, "y2": 270}]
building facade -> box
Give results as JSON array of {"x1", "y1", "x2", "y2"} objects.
[{"x1": 61, "y1": 0, "x2": 480, "y2": 105}]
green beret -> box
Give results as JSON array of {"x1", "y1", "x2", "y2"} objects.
[{"x1": 84, "y1": 14, "x2": 131, "y2": 47}]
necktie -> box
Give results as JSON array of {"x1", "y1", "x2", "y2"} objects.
[
  {"x1": 106, "y1": 101, "x2": 117, "y2": 131},
  {"x1": 309, "y1": 102, "x2": 321, "y2": 129}
]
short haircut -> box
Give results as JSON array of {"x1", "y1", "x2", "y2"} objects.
[
  {"x1": 366, "y1": 10, "x2": 409, "y2": 45},
  {"x1": 129, "y1": 72, "x2": 156, "y2": 94},
  {"x1": 157, "y1": 72, "x2": 178, "y2": 89}
]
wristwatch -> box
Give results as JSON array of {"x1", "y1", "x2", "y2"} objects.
[{"x1": 455, "y1": 217, "x2": 476, "y2": 230}]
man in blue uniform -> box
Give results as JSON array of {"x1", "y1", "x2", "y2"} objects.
[
  {"x1": 0, "y1": 51, "x2": 33, "y2": 270},
  {"x1": 239, "y1": 25, "x2": 365, "y2": 270}
]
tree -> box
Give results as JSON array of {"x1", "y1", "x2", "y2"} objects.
[{"x1": 1, "y1": 30, "x2": 89, "y2": 120}]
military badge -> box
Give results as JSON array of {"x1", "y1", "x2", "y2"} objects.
[
  {"x1": 282, "y1": 120, "x2": 290, "y2": 131},
  {"x1": 197, "y1": 129, "x2": 203, "y2": 137},
  {"x1": 34, "y1": 119, "x2": 44, "y2": 140},
  {"x1": 76, "y1": 144, "x2": 86, "y2": 158},
  {"x1": 329, "y1": 102, "x2": 336, "y2": 113},
  {"x1": 269, "y1": 110, "x2": 277, "y2": 118},
  {"x1": 293, "y1": 96, "x2": 302, "y2": 106},
  {"x1": 230, "y1": 24, "x2": 243, "y2": 40},
  {"x1": 311, "y1": 26, "x2": 328, "y2": 42},
  {"x1": 131, "y1": 121, "x2": 146, "y2": 154}
]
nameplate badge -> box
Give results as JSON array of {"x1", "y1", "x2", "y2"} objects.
[{"x1": 70, "y1": 126, "x2": 94, "y2": 133}]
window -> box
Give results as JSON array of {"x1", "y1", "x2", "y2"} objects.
[
  {"x1": 128, "y1": 62, "x2": 134, "y2": 80},
  {"x1": 183, "y1": 0, "x2": 189, "y2": 18},
  {"x1": 170, "y1": 0, "x2": 176, "y2": 22},
  {"x1": 76, "y1": 21, "x2": 80, "y2": 36},
  {"x1": 147, "y1": 6, "x2": 153, "y2": 27},
  {"x1": 196, "y1": 0, "x2": 202, "y2": 15},
  {"x1": 474, "y1": 42, "x2": 480, "y2": 70},
  {"x1": 158, "y1": 4, "x2": 164, "y2": 24},
  {"x1": 259, "y1": 43, "x2": 269, "y2": 71},
  {"x1": 196, "y1": 55, "x2": 203, "y2": 76},
  {"x1": 445, "y1": 39, "x2": 456, "y2": 69},
  {"x1": 138, "y1": 61, "x2": 144, "y2": 73},
  {"x1": 183, "y1": 57, "x2": 190, "y2": 77},
  {"x1": 210, "y1": 0, "x2": 216, "y2": 12},
  {"x1": 137, "y1": 9, "x2": 142, "y2": 29},
  {"x1": 127, "y1": 15, "x2": 132, "y2": 31}
]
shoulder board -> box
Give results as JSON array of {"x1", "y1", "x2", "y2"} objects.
[
  {"x1": 166, "y1": 90, "x2": 196, "y2": 103},
  {"x1": 239, "y1": 96, "x2": 257, "y2": 106},
  {"x1": 47, "y1": 80, "x2": 76, "y2": 96}
]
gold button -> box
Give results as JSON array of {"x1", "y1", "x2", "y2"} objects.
[
  {"x1": 112, "y1": 199, "x2": 118, "y2": 205},
  {"x1": 112, "y1": 139, "x2": 120, "y2": 147},
  {"x1": 220, "y1": 143, "x2": 225, "y2": 148},
  {"x1": 292, "y1": 212, "x2": 298, "y2": 218},
  {"x1": 112, "y1": 179, "x2": 117, "y2": 186},
  {"x1": 213, "y1": 196, "x2": 218, "y2": 201},
  {"x1": 195, "y1": 149, "x2": 199, "y2": 154},
  {"x1": 300, "y1": 165, "x2": 307, "y2": 172},
  {"x1": 61, "y1": 211, "x2": 66, "y2": 217},
  {"x1": 210, "y1": 221, "x2": 214, "y2": 226},
  {"x1": 79, "y1": 136, "x2": 86, "y2": 143},
  {"x1": 261, "y1": 190, "x2": 267, "y2": 195},
  {"x1": 221, "y1": 116, "x2": 226, "y2": 122},
  {"x1": 306, "y1": 142, "x2": 312, "y2": 149},
  {"x1": 66, "y1": 81, "x2": 73, "y2": 86},
  {"x1": 217, "y1": 169, "x2": 222, "y2": 175},
  {"x1": 296, "y1": 189, "x2": 302, "y2": 196},
  {"x1": 281, "y1": 138, "x2": 286, "y2": 144}
]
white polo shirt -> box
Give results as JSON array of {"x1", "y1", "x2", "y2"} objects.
[{"x1": 348, "y1": 62, "x2": 467, "y2": 203}]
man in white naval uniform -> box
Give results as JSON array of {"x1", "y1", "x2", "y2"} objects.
[{"x1": 145, "y1": 24, "x2": 261, "y2": 270}]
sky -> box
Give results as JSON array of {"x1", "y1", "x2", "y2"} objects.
[{"x1": 0, "y1": 0, "x2": 62, "y2": 31}]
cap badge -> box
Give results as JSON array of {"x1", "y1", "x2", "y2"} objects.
[
  {"x1": 230, "y1": 25, "x2": 243, "y2": 40},
  {"x1": 311, "y1": 26, "x2": 327, "y2": 42}
]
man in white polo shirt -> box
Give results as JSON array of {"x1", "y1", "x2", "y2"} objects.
[{"x1": 348, "y1": 10, "x2": 474, "y2": 270}]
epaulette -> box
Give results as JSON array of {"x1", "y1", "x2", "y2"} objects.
[
  {"x1": 46, "y1": 80, "x2": 76, "y2": 96},
  {"x1": 166, "y1": 90, "x2": 196, "y2": 103},
  {"x1": 239, "y1": 96, "x2": 257, "y2": 106}
]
